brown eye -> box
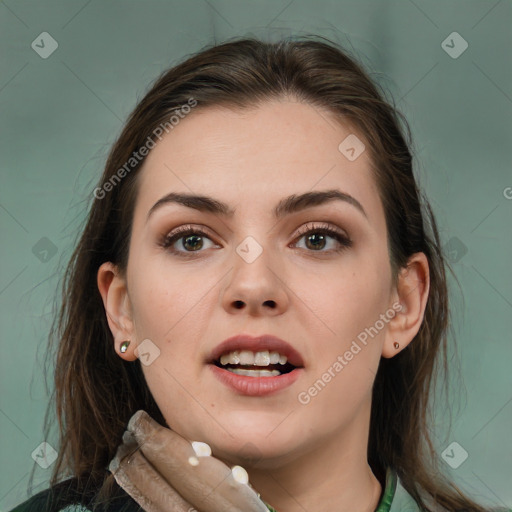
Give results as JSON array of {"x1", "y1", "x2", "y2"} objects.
[
  {"x1": 161, "y1": 226, "x2": 217, "y2": 257},
  {"x1": 304, "y1": 232, "x2": 328, "y2": 250},
  {"x1": 293, "y1": 223, "x2": 352, "y2": 253},
  {"x1": 180, "y1": 233, "x2": 204, "y2": 251}
]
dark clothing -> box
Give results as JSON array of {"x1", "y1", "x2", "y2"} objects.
[{"x1": 8, "y1": 473, "x2": 142, "y2": 512}]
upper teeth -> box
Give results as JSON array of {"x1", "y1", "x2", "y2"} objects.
[{"x1": 219, "y1": 350, "x2": 287, "y2": 366}]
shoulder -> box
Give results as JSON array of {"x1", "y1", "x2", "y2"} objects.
[
  {"x1": 6, "y1": 486, "x2": 86, "y2": 512},
  {"x1": 6, "y1": 473, "x2": 143, "y2": 512},
  {"x1": 383, "y1": 468, "x2": 511, "y2": 512},
  {"x1": 8, "y1": 493, "x2": 90, "y2": 512}
]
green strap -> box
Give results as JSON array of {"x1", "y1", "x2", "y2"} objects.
[{"x1": 375, "y1": 468, "x2": 397, "y2": 512}]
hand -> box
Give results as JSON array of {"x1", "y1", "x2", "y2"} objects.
[{"x1": 108, "y1": 409, "x2": 272, "y2": 512}]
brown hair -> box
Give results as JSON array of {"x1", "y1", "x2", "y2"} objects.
[{"x1": 32, "y1": 35, "x2": 498, "y2": 511}]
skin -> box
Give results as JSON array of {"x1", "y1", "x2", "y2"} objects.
[{"x1": 98, "y1": 98, "x2": 429, "y2": 512}]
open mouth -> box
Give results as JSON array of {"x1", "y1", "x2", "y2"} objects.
[
  {"x1": 208, "y1": 343, "x2": 304, "y2": 395},
  {"x1": 213, "y1": 360, "x2": 297, "y2": 377},
  {"x1": 212, "y1": 349, "x2": 299, "y2": 377}
]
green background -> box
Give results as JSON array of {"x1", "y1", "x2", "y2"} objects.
[{"x1": 1, "y1": 0, "x2": 511, "y2": 510}]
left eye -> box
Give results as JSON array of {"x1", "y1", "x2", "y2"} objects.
[{"x1": 292, "y1": 224, "x2": 353, "y2": 253}]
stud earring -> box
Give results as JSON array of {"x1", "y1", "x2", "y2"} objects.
[
  {"x1": 120, "y1": 340, "x2": 131, "y2": 353},
  {"x1": 393, "y1": 341, "x2": 400, "y2": 349}
]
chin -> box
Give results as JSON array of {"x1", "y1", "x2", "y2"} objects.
[{"x1": 207, "y1": 430, "x2": 301, "y2": 470}]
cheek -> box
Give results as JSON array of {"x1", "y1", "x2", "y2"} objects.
[
  {"x1": 305, "y1": 364, "x2": 374, "y2": 430},
  {"x1": 293, "y1": 256, "x2": 389, "y2": 344},
  {"x1": 128, "y1": 263, "x2": 219, "y2": 392},
  {"x1": 129, "y1": 260, "x2": 207, "y2": 339}
]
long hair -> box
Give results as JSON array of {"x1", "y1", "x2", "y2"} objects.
[{"x1": 32, "y1": 35, "x2": 497, "y2": 511}]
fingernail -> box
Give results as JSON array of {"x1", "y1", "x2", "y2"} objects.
[
  {"x1": 231, "y1": 465, "x2": 249, "y2": 485},
  {"x1": 191, "y1": 441, "x2": 211, "y2": 457}
]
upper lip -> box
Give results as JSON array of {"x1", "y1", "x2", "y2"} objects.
[{"x1": 208, "y1": 334, "x2": 305, "y2": 368}]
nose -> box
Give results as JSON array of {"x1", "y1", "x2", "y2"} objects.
[{"x1": 220, "y1": 244, "x2": 290, "y2": 316}]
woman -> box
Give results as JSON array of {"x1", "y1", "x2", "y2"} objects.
[{"x1": 9, "y1": 36, "x2": 509, "y2": 512}]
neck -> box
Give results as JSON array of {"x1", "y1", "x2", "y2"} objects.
[{"x1": 245, "y1": 401, "x2": 383, "y2": 512}]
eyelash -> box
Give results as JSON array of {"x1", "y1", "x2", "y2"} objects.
[{"x1": 159, "y1": 222, "x2": 353, "y2": 258}]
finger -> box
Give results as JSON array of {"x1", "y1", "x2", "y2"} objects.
[
  {"x1": 127, "y1": 410, "x2": 268, "y2": 512},
  {"x1": 109, "y1": 429, "x2": 194, "y2": 512}
]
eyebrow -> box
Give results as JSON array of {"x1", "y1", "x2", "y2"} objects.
[{"x1": 146, "y1": 189, "x2": 368, "y2": 222}]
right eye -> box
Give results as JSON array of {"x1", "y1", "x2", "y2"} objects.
[{"x1": 160, "y1": 225, "x2": 219, "y2": 257}]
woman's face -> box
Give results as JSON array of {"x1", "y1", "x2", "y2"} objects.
[{"x1": 117, "y1": 99, "x2": 400, "y2": 467}]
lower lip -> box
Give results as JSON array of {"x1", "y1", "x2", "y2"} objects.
[{"x1": 208, "y1": 364, "x2": 304, "y2": 396}]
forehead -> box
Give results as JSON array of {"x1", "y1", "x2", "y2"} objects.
[{"x1": 133, "y1": 100, "x2": 383, "y2": 227}]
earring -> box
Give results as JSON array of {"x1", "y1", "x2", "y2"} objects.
[
  {"x1": 120, "y1": 340, "x2": 131, "y2": 353},
  {"x1": 393, "y1": 341, "x2": 400, "y2": 349}
]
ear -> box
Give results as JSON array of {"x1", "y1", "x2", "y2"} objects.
[
  {"x1": 382, "y1": 252, "x2": 430, "y2": 358},
  {"x1": 97, "y1": 262, "x2": 137, "y2": 361}
]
